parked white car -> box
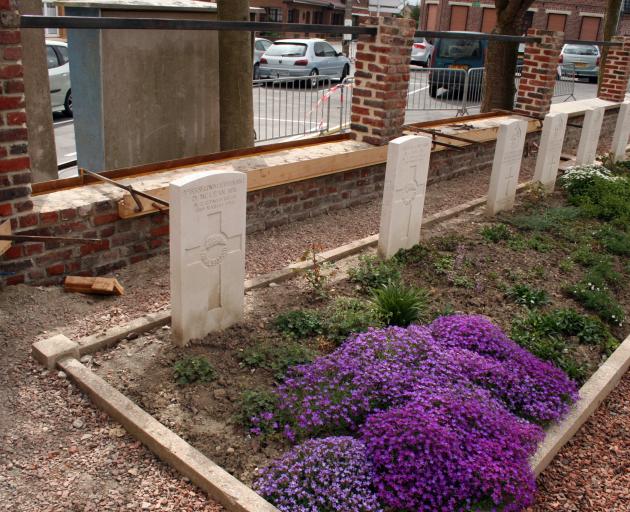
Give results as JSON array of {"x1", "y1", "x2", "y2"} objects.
[
  {"x1": 254, "y1": 37, "x2": 272, "y2": 80},
  {"x1": 46, "y1": 39, "x2": 72, "y2": 116},
  {"x1": 411, "y1": 37, "x2": 433, "y2": 66},
  {"x1": 259, "y1": 39, "x2": 351, "y2": 83}
]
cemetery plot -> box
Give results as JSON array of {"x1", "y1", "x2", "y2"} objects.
[{"x1": 88, "y1": 160, "x2": 630, "y2": 510}]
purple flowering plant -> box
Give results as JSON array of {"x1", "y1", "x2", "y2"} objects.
[{"x1": 254, "y1": 436, "x2": 383, "y2": 512}]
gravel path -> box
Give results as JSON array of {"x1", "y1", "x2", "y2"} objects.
[
  {"x1": 527, "y1": 372, "x2": 630, "y2": 512},
  {"x1": 1, "y1": 157, "x2": 625, "y2": 511}
]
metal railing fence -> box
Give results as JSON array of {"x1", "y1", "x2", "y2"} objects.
[
  {"x1": 406, "y1": 68, "x2": 468, "y2": 113},
  {"x1": 253, "y1": 75, "x2": 332, "y2": 143}
]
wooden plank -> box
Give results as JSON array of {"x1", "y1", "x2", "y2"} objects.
[
  {"x1": 117, "y1": 145, "x2": 389, "y2": 219},
  {"x1": 64, "y1": 276, "x2": 124, "y2": 296},
  {"x1": 0, "y1": 220, "x2": 11, "y2": 257},
  {"x1": 32, "y1": 134, "x2": 350, "y2": 196}
]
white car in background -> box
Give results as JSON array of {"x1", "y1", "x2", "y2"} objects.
[
  {"x1": 46, "y1": 39, "x2": 72, "y2": 116},
  {"x1": 254, "y1": 37, "x2": 272, "y2": 80},
  {"x1": 411, "y1": 37, "x2": 433, "y2": 66}
]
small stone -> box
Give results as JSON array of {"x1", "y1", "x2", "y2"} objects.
[
  {"x1": 68, "y1": 446, "x2": 79, "y2": 454},
  {"x1": 141, "y1": 502, "x2": 151, "y2": 510},
  {"x1": 57, "y1": 371, "x2": 67, "y2": 379},
  {"x1": 161, "y1": 325, "x2": 170, "y2": 331},
  {"x1": 72, "y1": 419, "x2": 84, "y2": 429},
  {"x1": 213, "y1": 389, "x2": 227, "y2": 400},
  {"x1": 126, "y1": 332, "x2": 139, "y2": 340},
  {"x1": 128, "y1": 468, "x2": 138, "y2": 476},
  {"x1": 226, "y1": 447, "x2": 235, "y2": 455},
  {"x1": 80, "y1": 434, "x2": 92, "y2": 441},
  {"x1": 80, "y1": 355, "x2": 92, "y2": 364},
  {"x1": 268, "y1": 282, "x2": 279, "y2": 288}
]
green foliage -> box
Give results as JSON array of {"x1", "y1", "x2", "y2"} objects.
[
  {"x1": 526, "y1": 235, "x2": 553, "y2": 253},
  {"x1": 348, "y1": 254, "x2": 401, "y2": 294},
  {"x1": 274, "y1": 309, "x2": 323, "y2": 339},
  {"x1": 322, "y1": 297, "x2": 383, "y2": 343},
  {"x1": 505, "y1": 206, "x2": 581, "y2": 233},
  {"x1": 507, "y1": 235, "x2": 527, "y2": 252},
  {"x1": 301, "y1": 243, "x2": 330, "y2": 300},
  {"x1": 394, "y1": 243, "x2": 430, "y2": 264},
  {"x1": 480, "y1": 224, "x2": 511, "y2": 243},
  {"x1": 507, "y1": 284, "x2": 550, "y2": 308},
  {"x1": 238, "y1": 389, "x2": 278, "y2": 430},
  {"x1": 596, "y1": 226, "x2": 630, "y2": 256},
  {"x1": 432, "y1": 255, "x2": 454, "y2": 275},
  {"x1": 240, "y1": 343, "x2": 316, "y2": 380},
  {"x1": 567, "y1": 280, "x2": 625, "y2": 327},
  {"x1": 559, "y1": 258, "x2": 575, "y2": 274},
  {"x1": 572, "y1": 245, "x2": 603, "y2": 267},
  {"x1": 452, "y1": 275, "x2": 474, "y2": 289},
  {"x1": 430, "y1": 303, "x2": 456, "y2": 320},
  {"x1": 173, "y1": 356, "x2": 217, "y2": 385},
  {"x1": 433, "y1": 234, "x2": 463, "y2": 252},
  {"x1": 511, "y1": 309, "x2": 617, "y2": 383},
  {"x1": 371, "y1": 281, "x2": 429, "y2": 327}
]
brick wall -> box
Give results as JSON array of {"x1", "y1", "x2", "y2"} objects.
[
  {"x1": 515, "y1": 29, "x2": 563, "y2": 119},
  {"x1": 598, "y1": 36, "x2": 630, "y2": 103},
  {"x1": 351, "y1": 16, "x2": 415, "y2": 146},
  {"x1": 0, "y1": 0, "x2": 32, "y2": 235}
]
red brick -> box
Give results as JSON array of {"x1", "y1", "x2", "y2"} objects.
[
  {"x1": 2, "y1": 244, "x2": 22, "y2": 260},
  {"x1": 80, "y1": 239, "x2": 110, "y2": 256},
  {"x1": 0, "y1": 31, "x2": 20, "y2": 44},
  {"x1": 46, "y1": 263, "x2": 65, "y2": 276},
  {"x1": 7, "y1": 111, "x2": 26, "y2": 125},
  {"x1": 0, "y1": 156, "x2": 29, "y2": 173},
  {"x1": 150, "y1": 225, "x2": 169, "y2": 237},
  {"x1": 0, "y1": 127, "x2": 27, "y2": 143},
  {"x1": 6, "y1": 274, "x2": 24, "y2": 285},
  {"x1": 0, "y1": 202, "x2": 11, "y2": 216},
  {"x1": 39, "y1": 211, "x2": 59, "y2": 225},
  {"x1": 0, "y1": 96, "x2": 24, "y2": 110},
  {"x1": 18, "y1": 213, "x2": 38, "y2": 228},
  {"x1": 0, "y1": 65, "x2": 23, "y2": 79},
  {"x1": 3, "y1": 46, "x2": 21, "y2": 61},
  {"x1": 4, "y1": 80, "x2": 23, "y2": 94},
  {"x1": 93, "y1": 213, "x2": 119, "y2": 226},
  {"x1": 25, "y1": 243, "x2": 44, "y2": 256}
]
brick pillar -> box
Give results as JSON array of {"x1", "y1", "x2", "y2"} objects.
[
  {"x1": 598, "y1": 36, "x2": 630, "y2": 103},
  {"x1": 514, "y1": 29, "x2": 563, "y2": 119},
  {"x1": 351, "y1": 16, "x2": 415, "y2": 146},
  {"x1": 0, "y1": 0, "x2": 32, "y2": 227}
]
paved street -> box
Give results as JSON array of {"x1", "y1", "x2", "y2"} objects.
[{"x1": 53, "y1": 78, "x2": 599, "y2": 177}]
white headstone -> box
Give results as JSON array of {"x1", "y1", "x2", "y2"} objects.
[
  {"x1": 533, "y1": 111, "x2": 568, "y2": 192},
  {"x1": 611, "y1": 101, "x2": 630, "y2": 161},
  {"x1": 378, "y1": 134, "x2": 432, "y2": 259},
  {"x1": 486, "y1": 118, "x2": 528, "y2": 216},
  {"x1": 575, "y1": 107, "x2": 605, "y2": 165},
  {"x1": 169, "y1": 170, "x2": 247, "y2": 346}
]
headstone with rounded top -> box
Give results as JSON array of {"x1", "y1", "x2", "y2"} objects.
[
  {"x1": 576, "y1": 106, "x2": 605, "y2": 166},
  {"x1": 534, "y1": 111, "x2": 568, "y2": 192},
  {"x1": 169, "y1": 170, "x2": 246, "y2": 346}
]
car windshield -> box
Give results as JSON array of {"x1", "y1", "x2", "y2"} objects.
[
  {"x1": 438, "y1": 39, "x2": 481, "y2": 59},
  {"x1": 266, "y1": 43, "x2": 307, "y2": 57},
  {"x1": 563, "y1": 45, "x2": 598, "y2": 56}
]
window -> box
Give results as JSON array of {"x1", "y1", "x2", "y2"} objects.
[
  {"x1": 46, "y1": 46, "x2": 59, "y2": 69},
  {"x1": 547, "y1": 13, "x2": 567, "y2": 32},
  {"x1": 438, "y1": 39, "x2": 481, "y2": 59},
  {"x1": 43, "y1": 2, "x2": 59, "y2": 37},
  {"x1": 266, "y1": 8, "x2": 282, "y2": 22},
  {"x1": 288, "y1": 9, "x2": 299, "y2": 23},
  {"x1": 563, "y1": 44, "x2": 599, "y2": 56},
  {"x1": 450, "y1": 6, "x2": 469, "y2": 31},
  {"x1": 426, "y1": 4, "x2": 438, "y2": 31},
  {"x1": 481, "y1": 8, "x2": 496, "y2": 33},
  {"x1": 314, "y1": 42, "x2": 326, "y2": 57},
  {"x1": 579, "y1": 16, "x2": 601, "y2": 41},
  {"x1": 322, "y1": 42, "x2": 337, "y2": 57},
  {"x1": 313, "y1": 11, "x2": 324, "y2": 25},
  {"x1": 56, "y1": 45, "x2": 69, "y2": 64},
  {"x1": 624, "y1": 0, "x2": 630, "y2": 15},
  {"x1": 266, "y1": 43, "x2": 307, "y2": 57},
  {"x1": 332, "y1": 13, "x2": 344, "y2": 25}
]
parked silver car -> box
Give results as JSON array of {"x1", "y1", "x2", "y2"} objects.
[
  {"x1": 411, "y1": 37, "x2": 433, "y2": 66},
  {"x1": 560, "y1": 44, "x2": 600, "y2": 83},
  {"x1": 253, "y1": 37, "x2": 272, "y2": 80},
  {"x1": 259, "y1": 39, "x2": 351, "y2": 83},
  {"x1": 46, "y1": 39, "x2": 72, "y2": 116}
]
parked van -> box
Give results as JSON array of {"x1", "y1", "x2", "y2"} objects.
[{"x1": 429, "y1": 34, "x2": 487, "y2": 98}]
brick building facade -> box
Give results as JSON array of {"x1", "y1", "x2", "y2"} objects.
[
  {"x1": 250, "y1": 0, "x2": 347, "y2": 25},
  {"x1": 421, "y1": 1, "x2": 610, "y2": 41}
]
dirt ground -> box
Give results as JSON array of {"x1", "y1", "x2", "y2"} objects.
[{"x1": 1, "y1": 160, "x2": 628, "y2": 511}]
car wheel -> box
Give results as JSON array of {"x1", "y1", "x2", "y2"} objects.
[
  {"x1": 308, "y1": 69, "x2": 319, "y2": 88},
  {"x1": 340, "y1": 64, "x2": 350, "y2": 82},
  {"x1": 63, "y1": 90, "x2": 73, "y2": 117},
  {"x1": 253, "y1": 63, "x2": 260, "y2": 81},
  {"x1": 588, "y1": 76, "x2": 598, "y2": 84}
]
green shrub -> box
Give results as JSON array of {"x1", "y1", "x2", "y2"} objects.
[
  {"x1": 240, "y1": 343, "x2": 316, "y2": 380},
  {"x1": 567, "y1": 281, "x2": 625, "y2": 327},
  {"x1": 507, "y1": 284, "x2": 550, "y2": 308},
  {"x1": 480, "y1": 224, "x2": 511, "y2": 243},
  {"x1": 274, "y1": 310, "x2": 323, "y2": 339},
  {"x1": 322, "y1": 297, "x2": 383, "y2": 343},
  {"x1": 511, "y1": 309, "x2": 616, "y2": 382},
  {"x1": 432, "y1": 255, "x2": 454, "y2": 275},
  {"x1": 571, "y1": 245, "x2": 603, "y2": 267},
  {"x1": 371, "y1": 281, "x2": 429, "y2": 327},
  {"x1": 394, "y1": 243, "x2": 430, "y2": 264},
  {"x1": 596, "y1": 226, "x2": 630, "y2": 256},
  {"x1": 348, "y1": 254, "x2": 401, "y2": 294},
  {"x1": 559, "y1": 258, "x2": 575, "y2": 274},
  {"x1": 173, "y1": 356, "x2": 217, "y2": 385},
  {"x1": 238, "y1": 389, "x2": 277, "y2": 430},
  {"x1": 452, "y1": 275, "x2": 474, "y2": 289},
  {"x1": 507, "y1": 235, "x2": 527, "y2": 252},
  {"x1": 526, "y1": 235, "x2": 552, "y2": 253}
]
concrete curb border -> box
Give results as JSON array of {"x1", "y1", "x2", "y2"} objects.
[
  {"x1": 57, "y1": 357, "x2": 280, "y2": 512},
  {"x1": 531, "y1": 334, "x2": 630, "y2": 476}
]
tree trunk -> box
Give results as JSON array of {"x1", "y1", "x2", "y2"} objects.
[
  {"x1": 598, "y1": 0, "x2": 623, "y2": 95},
  {"x1": 481, "y1": 0, "x2": 534, "y2": 112},
  {"x1": 217, "y1": 0, "x2": 254, "y2": 151}
]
